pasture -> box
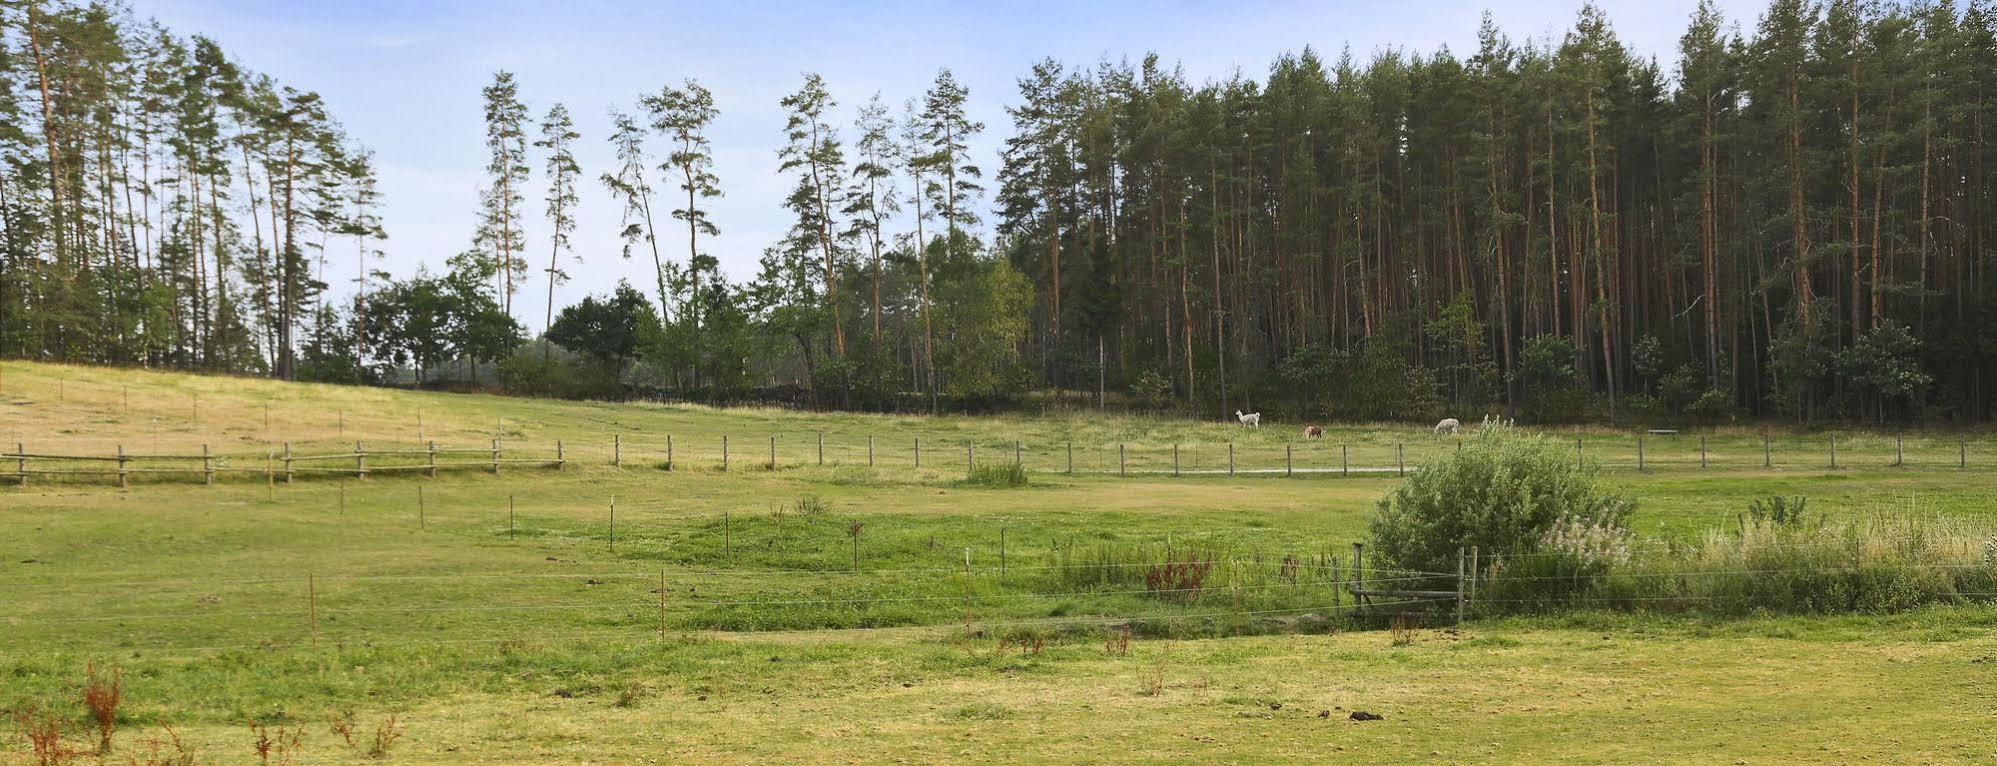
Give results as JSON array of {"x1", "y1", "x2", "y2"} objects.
[{"x1": 3, "y1": 359, "x2": 1995, "y2": 764}]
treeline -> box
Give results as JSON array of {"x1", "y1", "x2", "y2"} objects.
[
  {"x1": 5, "y1": 1, "x2": 1996, "y2": 424},
  {"x1": 998, "y1": 0, "x2": 1997, "y2": 425},
  {"x1": 0, "y1": 1, "x2": 382, "y2": 379}
]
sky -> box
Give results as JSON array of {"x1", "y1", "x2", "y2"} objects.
[{"x1": 135, "y1": 0, "x2": 1763, "y2": 329}]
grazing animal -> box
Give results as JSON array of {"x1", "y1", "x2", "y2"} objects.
[
  {"x1": 1236, "y1": 410, "x2": 1261, "y2": 428},
  {"x1": 1434, "y1": 418, "x2": 1461, "y2": 435},
  {"x1": 1304, "y1": 425, "x2": 1324, "y2": 439}
]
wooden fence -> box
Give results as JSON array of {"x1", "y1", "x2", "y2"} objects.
[{"x1": 4, "y1": 440, "x2": 566, "y2": 487}]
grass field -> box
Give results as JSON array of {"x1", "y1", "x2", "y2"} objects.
[{"x1": 4, "y1": 359, "x2": 1996, "y2": 764}]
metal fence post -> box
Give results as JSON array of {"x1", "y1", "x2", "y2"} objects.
[
  {"x1": 1455, "y1": 546, "x2": 1466, "y2": 626},
  {"x1": 613, "y1": 434, "x2": 622, "y2": 468},
  {"x1": 1637, "y1": 434, "x2": 1645, "y2": 472},
  {"x1": 1285, "y1": 444, "x2": 1292, "y2": 477}
]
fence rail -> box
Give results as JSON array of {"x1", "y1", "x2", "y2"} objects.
[
  {"x1": 4, "y1": 439, "x2": 566, "y2": 487},
  {"x1": 5, "y1": 430, "x2": 1991, "y2": 488}
]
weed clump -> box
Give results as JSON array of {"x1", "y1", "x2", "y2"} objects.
[
  {"x1": 81, "y1": 663, "x2": 122, "y2": 754},
  {"x1": 964, "y1": 463, "x2": 1029, "y2": 488}
]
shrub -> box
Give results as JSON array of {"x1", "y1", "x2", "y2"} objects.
[
  {"x1": 964, "y1": 463, "x2": 1029, "y2": 488},
  {"x1": 1369, "y1": 424, "x2": 1632, "y2": 575}
]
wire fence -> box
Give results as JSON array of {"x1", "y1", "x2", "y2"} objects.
[{"x1": 7, "y1": 428, "x2": 1995, "y2": 487}]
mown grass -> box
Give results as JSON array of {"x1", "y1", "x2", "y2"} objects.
[{"x1": 6, "y1": 360, "x2": 1997, "y2": 763}]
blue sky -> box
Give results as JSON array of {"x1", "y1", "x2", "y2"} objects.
[{"x1": 137, "y1": 0, "x2": 1761, "y2": 325}]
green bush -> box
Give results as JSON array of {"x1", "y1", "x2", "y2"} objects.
[{"x1": 1368, "y1": 424, "x2": 1632, "y2": 575}]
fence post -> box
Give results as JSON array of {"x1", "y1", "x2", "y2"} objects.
[
  {"x1": 818, "y1": 432, "x2": 825, "y2": 466},
  {"x1": 491, "y1": 439, "x2": 501, "y2": 474},
  {"x1": 1895, "y1": 434, "x2": 1904, "y2": 467},
  {"x1": 1173, "y1": 443, "x2": 1180, "y2": 476},
  {"x1": 1455, "y1": 547, "x2": 1467, "y2": 626},
  {"x1": 967, "y1": 442, "x2": 975, "y2": 476},
  {"x1": 1118, "y1": 444, "x2": 1126, "y2": 476},
  {"x1": 868, "y1": 435, "x2": 875, "y2": 467},
  {"x1": 1000, "y1": 528, "x2": 1008, "y2": 578},
  {"x1": 1764, "y1": 431, "x2": 1773, "y2": 468},
  {"x1": 1351, "y1": 542, "x2": 1366, "y2": 611},
  {"x1": 1396, "y1": 443, "x2": 1405, "y2": 476},
  {"x1": 1700, "y1": 435, "x2": 1708, "y2": 470},
  {"x1": 556, "y1": 440, "x2": 565, "y2": 471},
  {"x1": 914, "y1": 438, "x2": 920, "y2": 469},
  {"x1": 1285, "y1": 444, "x2": 1293, "y2": 477},
  {"x1": 13, "y1": 442, "x2": 23, "y2": 486},
  {"x1": 613, "y1": 434, "x2": 622, "y2": 468},
  {"x1": 356, "y1": 441, "x2": 367, "y2": 479},
  {"x1": 416, "y1": 485, "x2": 423, "y2": 528},
  {"x1": 1962, "y1": 437, "x2": 1968, "y2": 469},
  {"x1": 1830, "y1": 433, "x2": 1838, "y2": 469},
  {"x1": 427, "y1": 441, "x2": 437, "y2": 478},
  {"x1": 202, "y1": 444, "x2": 213, "y2": 486},
  {"x1": 1469, "y1": 545, "x2": 1480, "y2": 613},
  {"x1": 667, "y1": 434, "x2": 675, "y2": 470},
  {"x1": 283, "y1": 442, "x2": 294, "y2": 482},
  {"x1": 1228, "y1": 443, "x2": 1235, "y2": 476},
  {"x1": 721, "y1": 435, "x2": 728, "y2": 472},
  {"x1": 1015, "y1": 440, "x2": 1022, "y2": 468},
  {"x1": 1637, "y1": 434, "x2": 1645, "y2": 472},
  {"x1": 1066, "y1": 442, "x2": 1073, "y2": 474},
  {"x1": 769, "y1": 435, "x2": 776, "y2": 471},
  {"x1": 1577, "y1": 437, "x2": 1584, "y2": 469},
  {"x1": 117, "y1": 445, "x2": 128, "y2": 488},
  {"x1": 1342, "y1": 443, "x2": 1349, "y2": 476},
  {"x1": 308, "y1": 573, "x2": 318, "y2": 651}
]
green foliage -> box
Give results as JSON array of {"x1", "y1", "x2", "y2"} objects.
[
  {"x1": 1128, "y1": 369, "x2": 1174, "y2": 411},
  {"x1": 964, "y1": 463, "x2": 1030, "y2": 488},
  {"x1": 1516, "y1": 336, "x2": 1589, "y2": 423},
  {"x1": 1370, "y1": 425, "x2": 1633, "y2": 575},
  {"x1": 936, "y1": 259, "x2": 1034, "y2": 404},
  {"x1": 547, "y1": 283, "x2": 662, "y2": 366},
  {"x1": 1746, "y1": 495, "x2": 1810, "y2": 529}
]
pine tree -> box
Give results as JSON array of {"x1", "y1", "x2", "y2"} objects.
[
  {"x1": 643, "y1": 79, "x2": 721, "y2": 387},
  {"x1": 478, "y1": 70, "x2": 529, "y2": 316},
  {"x1": 777, "y1": 73, "x2": 849, "y2": 357},
  {"x1": 535, "y1": 102, "x2": 579, "y2": 357},
  {"x1": 601, "y1": 107, "x2": 669, "y2": 325}
]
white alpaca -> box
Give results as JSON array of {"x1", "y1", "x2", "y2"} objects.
[
  {"x1": 1235, "y1": 410, "x2": 1261, "y2": 428},
  {"x1": 1434, "y1": 418, "x2": 1461, "y2": 435}
]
